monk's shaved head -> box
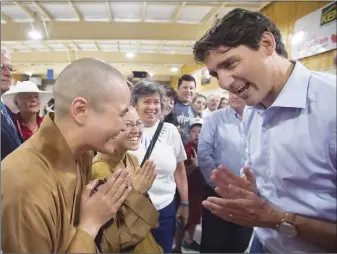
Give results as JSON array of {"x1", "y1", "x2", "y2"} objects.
[{"x1": 53, "y1": 58, "x2": 126, "y2": 115}]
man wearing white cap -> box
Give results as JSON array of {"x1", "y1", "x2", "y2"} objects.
[
  {"x1": 1, "y1": 48, "x2": 22, "y2": 159},
  {"x1": 2, "y1": 81, "x2": 53, "y2": 141}
]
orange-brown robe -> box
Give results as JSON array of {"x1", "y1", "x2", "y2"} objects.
[
  {"x1": 92, "y1": 152, "x2": 163, "y2": 253},
  {"x1": 2, "y1": 113, "x2": 115, "y2": 253}
]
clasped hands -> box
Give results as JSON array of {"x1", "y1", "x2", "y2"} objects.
[
  {"x1": 203, "y1": 166, "x2": 284, "y2": 228},
  {"x1": 78, "y1": 160, "x2": 156, "y2": 239}
]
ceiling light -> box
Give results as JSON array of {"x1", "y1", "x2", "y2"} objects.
[
  {"x1": 170, "y1": 67, "x2": 178, "y2": 73},
  {"x1": 28, "y1": 30, "x2": 42, "y2": 40},
  {"x1": 126, "y1": 52, "x2": 135, "y2": 58}
]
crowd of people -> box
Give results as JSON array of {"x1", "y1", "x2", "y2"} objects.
[{"x1": 1, "y1": 7, "x2": 336, "y2": 254}]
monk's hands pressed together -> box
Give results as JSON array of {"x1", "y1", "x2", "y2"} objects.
[
  {"x1": 79, "y1": 168, "x2": 132, "y2": 238},
  {"x1": 132, "y1": 160, "x2": 157, "y2": 194},
  {"x1": 202, "y1": 166, "x2": 283, "y2": 228}
]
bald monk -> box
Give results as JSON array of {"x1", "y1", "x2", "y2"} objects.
[
  {"x1": 92, "y1": 107, "x2": 162, "y2": 253},
  {"x1": 1, "y1": 58, "x2": 133, "y2": 253}
]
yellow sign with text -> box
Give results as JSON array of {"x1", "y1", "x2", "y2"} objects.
[{"x1": 321, "y1": 2, "x2": 337, "y2": 26}]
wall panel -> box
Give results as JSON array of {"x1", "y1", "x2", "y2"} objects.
[{"x1": 262, "y1": 1, "x2": 336, "y2": 71}]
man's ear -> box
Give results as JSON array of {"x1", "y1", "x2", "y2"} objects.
[
  {"x1": 259, "y1": 31, "x2": 276, "y2": 57},
  {"x1": 70, "y1": 97, "x2": 89, "y2": 125}
]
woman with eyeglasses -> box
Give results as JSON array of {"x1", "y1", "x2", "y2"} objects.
[
  {"x1": 130, "y1": 80, "x2": 188, "y2": 253},
  {"x1": 92, "y1": 106, "x2": 162, "y2": 253}
]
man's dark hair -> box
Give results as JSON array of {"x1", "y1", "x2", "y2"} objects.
[
  {"x1": 193, "y1": 8, "x2": 288, "y2": 63},
  {"x1": 177, "y1": 74, "x2": 196, "y2": 89}
]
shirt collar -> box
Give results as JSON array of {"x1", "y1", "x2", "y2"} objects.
[
  {"x1": 229, "y1": 106, "x2": 242, "y2": 120},
  {"x1": 250, "y1": 61, "x2": 310, "y2": 111}
]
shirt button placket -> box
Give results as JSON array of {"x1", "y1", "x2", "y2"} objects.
[{"x1": 263, "y1": 119, "x2": 271, "y2": 178}]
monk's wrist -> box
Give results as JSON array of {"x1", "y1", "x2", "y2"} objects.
[{"x1": 78, "y1": 223, "x2": 100, "y2": 239}]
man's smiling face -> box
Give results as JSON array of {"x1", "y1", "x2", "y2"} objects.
[{"x1": 204, "y1": 33, "x2": 276, "y2": 107}]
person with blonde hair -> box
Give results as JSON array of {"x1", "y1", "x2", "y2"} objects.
[
  {"x1": 92, "y1": 106, "x2": 163, "y2": 253},
  {"x1": 191, "y1": 93, "x2": 207, "y2": 118}
]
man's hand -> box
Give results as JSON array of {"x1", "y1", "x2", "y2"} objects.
[
  {"x1": 211, "y1": 166, "x2": 258, "y2": 195},
  {"x1": 191, "y1": 148, "x2": 199, "y2": 168},
  {"x1": 203, "y1": 184, "x2": 283, "y2": 228},
  {"x1": 204, "y1": 165, "x2": 283, "y2": 228},
  {"x1": 132, "y1": 160, "x2": 156, "y2": 194},
  {"x1": 78, "y1": 168, "x2": 132, "y2": 238},
  {"x1": 176, "y1": 205, "x2": 189, "y2": 227}
]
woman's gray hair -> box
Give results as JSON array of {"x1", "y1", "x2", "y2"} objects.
[{"x1": 131, "y1": 79, "x2": 166, "y2": 110}]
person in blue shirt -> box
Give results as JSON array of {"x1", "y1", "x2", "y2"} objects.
[
  {"x1": 198, "y1": 92, "x2": 252, "y2": 253},
  {"x1": 173, "y1": 74, "x2": 197, "y2": 145},
  {"x1": 1, "y1": 48, "x2": 22, "y2": 160},
  {"x1": 193, "y1": 7, "x2": 336, "y2": 253}
]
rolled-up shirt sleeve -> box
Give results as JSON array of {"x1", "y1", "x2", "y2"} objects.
[{"x1": 197, "y1": 116, "x2": 217, "y2": 189}]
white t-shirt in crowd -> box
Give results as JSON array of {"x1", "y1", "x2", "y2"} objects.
[{"x1": 130, "y1": 121, "x2": 187, "y2": 210}]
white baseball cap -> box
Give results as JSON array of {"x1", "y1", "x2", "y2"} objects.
[{"x1": 189, "y1": 117, "x2": 204, "y2": 130}]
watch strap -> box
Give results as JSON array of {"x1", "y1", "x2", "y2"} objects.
[{"x1": 284, "y1": 212, "x2": 296, "y2": 225}]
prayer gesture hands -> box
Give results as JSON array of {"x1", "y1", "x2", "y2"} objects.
[
  {"x1": 79, "y1": 168, "x2": 132, "y2": 238},
  {"x1": 132, "y1": 160, "x2": 157, "y2": 194}
]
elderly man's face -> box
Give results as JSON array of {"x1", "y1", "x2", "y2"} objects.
[
  {"x1": 1, "y1": 53, "x2": 12, "y2": 94},
  {"x1": 16, "y1": 92, "x2": 40, "y2": 114},
  {"x1": 207, "y1": 95, "x2": 220, "y2": 111}
]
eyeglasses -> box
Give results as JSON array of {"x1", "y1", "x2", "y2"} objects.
[
  {"x1": 1, "y1": 63, "x2": 14, "y2": 72},
  {"x1": 124, "y1": 120, "x2": 144, "y2": 131}
]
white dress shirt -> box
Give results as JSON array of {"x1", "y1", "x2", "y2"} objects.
[{"x1": 243, "y1": 61, "x2": 336, "y2": 252}]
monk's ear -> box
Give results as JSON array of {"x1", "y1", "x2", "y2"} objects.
[{"x1": 70, "y1": 97, "x2": 88, "y2": 125}]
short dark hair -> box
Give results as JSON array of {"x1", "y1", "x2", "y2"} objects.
[
  {"x1": 193, "y1": 8, "x2": 288, "y2": 63},
  {"x1": 163, "y1": 85, "x2": 177, "y2": 98},
  {"x1": 131, "y1": 79, "x2": 165, "y2": 111},
  {"x1": 177, "y1": 74, "x2": 196, "y2": 89}
]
